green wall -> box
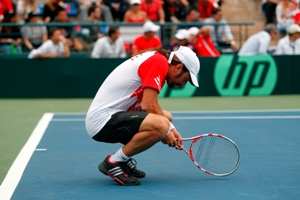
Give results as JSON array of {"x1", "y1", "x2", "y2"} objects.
[{"x1": 0, "y1": 55, "x2": 299, "y2": 98}]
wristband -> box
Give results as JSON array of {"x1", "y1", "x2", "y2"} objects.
[{"x1": 167, "y1": 122, "x2": 176, "y2": 135}]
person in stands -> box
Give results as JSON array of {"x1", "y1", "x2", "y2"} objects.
[
  {"x1": 123, "y1": 0, "x2": 147, "y2": 23},
  {"x1": 238, "y1": 24, "x2": 278, "y2": 56},
  {"x1": 131, "y1": 21, "x2": 162, "y2": 56}
]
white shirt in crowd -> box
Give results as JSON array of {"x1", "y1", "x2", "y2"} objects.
[
  {"x1": 238, "y1": 31, "x2": 271, "y2": 56},
  {"x1": 275, "y1": 36, "x2": 300, "y2": 55},
  {"x1": 91, "y1": 36, "x2": 127, "y2": 58},
  {"x1": 204, "y1": 17, "x2": 234, "y2": 43},
  {"x1": 28, "y1": 39, "x2": 65, "y2": 58}
]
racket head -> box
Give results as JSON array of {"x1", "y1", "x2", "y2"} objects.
[{"x1": 183, "y1": 133, "x2": 241, "y2": 177}]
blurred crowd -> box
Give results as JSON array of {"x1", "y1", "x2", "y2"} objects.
[{"x1": 0, "y1": 0, "x2": 300, "y2": 58}]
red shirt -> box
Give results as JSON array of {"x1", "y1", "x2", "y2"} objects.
[
  {"x1": 0, "y1": 0, "x2": 14, "y2": 15},
  {"x1": 195, "y1": 34, "x2": 220, "y2": 57},
  {"x1": 132, "y1": 35, "x2": 162, "y2": 52},
  {"x1": 140, "y1": 0, "x2": 162, "y2": 22},
  {"x1": 294, "y1": 12, "x2": 300, "y2": 24},
  {"x1": 198, "y1": 0, "x2": 214, "y2": 20}
]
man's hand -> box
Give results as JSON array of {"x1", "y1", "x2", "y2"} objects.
[{"x1": 162, "y1": 129, "x2": 183, "y2": 150}]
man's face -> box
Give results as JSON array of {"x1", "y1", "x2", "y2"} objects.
[
  {"x1": 145, "y1": 31, "x2": 155, "y2": 38},
  {"x1": 166, "y1": 64, "x2": 191, "y2": 88},
  {"x1": 51, "y1": 30, "x2": 62, "y2": 42},
  {"x1": 213, "y1": 11, "x2": 223, "y2": 22},
  {"x1": 177, "y1": 39, "x2": 187, "y2": 46},
  {"x1": 188, "y1": 10, "x2": 198, "y2": 21},
  {"x1": 111, "y1": 28, "x2": 120, "y2": 40},
  {"x1": 57, "y1": 11, "x2": 68, "y2": 22},
  {"x1": 94, "y1": 8, "x2": 101, "y2": 19},
  {"x1": 270, "y1": 31, "x2": 277, "y2": 40}
]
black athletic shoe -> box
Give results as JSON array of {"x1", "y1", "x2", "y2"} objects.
[
  {"x1": 121, "y1": 158, "x2": 146, "y2": 178},
  {"x1": 98, "y1": 156, "x2": 141, "y2": 186}
]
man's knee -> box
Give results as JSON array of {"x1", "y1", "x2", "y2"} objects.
[
  {"x1": 140, "y1": 114, "x2": 170, "y2": 139},
  {"x1": 162, "y1": 110, "x2": 173, "y2": 122}
]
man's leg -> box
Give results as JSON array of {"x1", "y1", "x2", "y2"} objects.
[
  {"x1": 122, "y1": 113, "x2": 170, "y2": 157},
  {"x1": 263, "y1": 2, "x2": 277, "y2": 24}
]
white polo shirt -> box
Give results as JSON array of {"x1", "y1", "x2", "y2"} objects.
[
  {"x1": 28, "y1": 39, "x2": 65, "y2": 59},
  {"x1": 275, "y1": 36, "x2": 300, "y2": 55},
  {"x1": 91, "y1": 36, "x2": 127, "y2": 58},
  {"x1": 238, "y1": 31, "x2": 271, "y2": 56},
  {"x1": 85, "y1": 51, "x2": 169, "y2": 137}
]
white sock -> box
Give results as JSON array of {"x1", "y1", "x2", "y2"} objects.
[{"x1": 109, "y1": 147, "x2": 130, "y2": 162}]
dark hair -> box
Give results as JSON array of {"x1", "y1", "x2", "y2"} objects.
[
  {"x1": 139, "y1": 47, "x2": 188, "y2": 70},
  {"x1": 57, "y1": 9, "x2": 67, "y2": 15},
  {"x1": 88, "y1": 6, "x2": 97, "y2": 16},
  {"x1": 212, "y1": 8, "x2": 222, "y2": 15},
  {"x1": 186, "y1": 7, "x2": 197, "y2": 16},
  {"x1": 108, "y1": 26, "x2": 119, "y2": 36},
  {"x1": 48, "y1": 27, "x2": 60, "y2": 37}
]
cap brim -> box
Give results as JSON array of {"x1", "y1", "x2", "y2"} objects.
[
  {"x1": 151, "y1": 26, "x2": 160, "y2": 32},
  {"x1": 189, "y1": 72, "x2": 199, "y2": 87},
  {"x1": 175, "y1": 34, "x2": 185, "y2": 40}
]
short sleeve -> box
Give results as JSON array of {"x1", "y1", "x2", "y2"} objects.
[{"x1": 138, "y1": 52, "x2": 169, "y2": 93}]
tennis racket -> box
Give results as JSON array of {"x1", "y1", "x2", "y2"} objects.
[{"x1": 180, "y1": 133, "x2": 241, "y2": 177}]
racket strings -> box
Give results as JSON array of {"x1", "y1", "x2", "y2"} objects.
[{"x1": 194, "y1": 136, "x2": 239, "y2": 175}]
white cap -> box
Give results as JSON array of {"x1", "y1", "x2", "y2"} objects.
[
  {"x1": 143, "y1": 21, "x2": 160, "y2": 32},
  {"x1": 168, "y1": 46, "x2": 200, "y2": 87},
  {"x1": 175, "y1": 29, "x2": 189, "y2": 40},
  {"x1": 188, "y1": 27, "x2": 199, "y2": 36},
  {"x1": 287, "y1": 24, "x2": 300, "y2": 34},
  {"x1": 130, "y1": 0, "x2": 141, "y2": 5}
]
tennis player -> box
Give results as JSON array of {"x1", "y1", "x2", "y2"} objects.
[{"x1": 85, "y1": 46, "x2": 200, "y2": 186}]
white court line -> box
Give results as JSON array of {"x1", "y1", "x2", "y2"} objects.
[
  {"x1": 35, "y1": 148, "x2": 47, "y2": 151},
  {"x1": 0, "y1": 113, "x2": 53, "y2": 200},
  {"x1": 51, "y1": 115, "x2": 300, "y2": 122},
  {"x1": 53, "y1": 109, "x2": 300, "y2": 115}
]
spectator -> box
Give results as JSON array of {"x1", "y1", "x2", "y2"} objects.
[
  {"x1": 0, "y1": 0, "x2": 14, "y2": 22},
  {"x1": 198, "y1": 0, "x2": 216, "y2": 21},
  {"x1": 0, "y1": 12, "x2": 22, "y2": 54},
  {"x1": 43, "y1": 0, "x2": 64, "y2": 23},
  {"x1": 204, "y1": 8, "x2": 237, "y2": 53},
  {"x1": 21, "y1": 12, "x2": 47, "y2": 51},
  {"x1": 275, "y1": 24, "x2": 300, "y2": 55},
  {"x1": 78, "y1": 0, "x2": 113, "y2": 22},
  {"x1": 52, "y1": 9, "x2": 83, "y2": 51},
  {"x1": 82, "y1": 5, "x2": 104, "y2": 48},
  {"x1": 187, "y1": 26, "x2": 199, "y2": 52},
  {"x1": 140, "y1": 0, "x2": 165, "y2": 23},
  {"x1": 28, "y1": 27, "x2": 70, "y2": 58},
  {"x1": 104, "y1": 0, "x2": 129, "y2": 21},
  {"x1": 178, "y1": 7, "x2": 199, "y2": 29},
  {"x1": 163, "y1": 0, "x2": 185, "y2": 23},
  {"x1": 238, "y1": 24, "x2": 278, "y2": 56},
  {"x1": 194, "y1": 25, "x2": 220, "y2": 57},
  {"x1": 91, "y1": 26, "x2": 126, "y2": 58},
  {"x1": 262, "y1": 0, "x2": 280, "y2": 24},
  {"x1": 169, "y1": 29, "x2": 193, "y2": 51},
  {"x1": 131, "y1": 21, "x2": 162, "y2": 56},
  {"x1": 16, "y1": 0, "x2": 42, "y2": 23},
  {"x1": 276, "y1": 0, "x2": 299, "y2": 32},
  {"x1": 295, "y1": 11, "x2": 300, "y2": 25},
  {"x1": 123, "y1": 0, "x2": 147, "y2": 23}
]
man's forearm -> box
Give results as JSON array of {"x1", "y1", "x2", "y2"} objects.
[{"x1": 63, "y1": 42, "x2": 70, "y2": 57}]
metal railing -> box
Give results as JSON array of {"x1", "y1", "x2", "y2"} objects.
[{"x1": 0, "y1": 21, "x2": 254, "y2": 57}]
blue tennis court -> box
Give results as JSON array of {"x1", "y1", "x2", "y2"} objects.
[{"x1": 1, "y1": 110, "x2": 300, "y2": 200}]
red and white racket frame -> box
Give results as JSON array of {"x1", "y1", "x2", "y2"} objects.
[{"x1": 181, "y1": 133, "x2": 241, "y2": 177}]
